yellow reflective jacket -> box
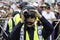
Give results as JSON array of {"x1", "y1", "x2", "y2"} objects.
[
  {"x1": 8, "y1": 14, "x2": 21, "y2": 32},
  {"x1": 20, "y1": 24, "x2": 44, "y2": 40}
]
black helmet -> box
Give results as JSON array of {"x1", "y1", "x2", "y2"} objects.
[
  {"x1": 22, "y1": 5, "x2": 37, "y2": 18},
  {"x1": 19, "y1": 2, "x2": 28, "y2": 9},
  {"x1": 20, "y1": 3, "x2": 37, "y2": 19},
  {"x1": 23, "y1": 6, "x2": 36, "y2": 10}
]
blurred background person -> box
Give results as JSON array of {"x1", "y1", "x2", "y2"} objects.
[
  {"x1": 42, "y1": 3, "x2": 56, "y2": 24},
  {"x1": 42, "y1": 3, "x2": 56, "y2": 40}
]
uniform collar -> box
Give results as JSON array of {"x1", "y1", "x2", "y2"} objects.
[{"x1": 25, "y1": 25, "x2": 35, "y2": 31}]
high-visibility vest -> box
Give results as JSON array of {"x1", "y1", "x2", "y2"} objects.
[
  {"x1": 13, "y1": 14, "x2": 21, "y2": 25},
  {"x1": 8, "y1": 14, "x2": 21, "y2": 32},
  {"x1": 20, "y1": 24, "x2": 44, "y2": 40}
]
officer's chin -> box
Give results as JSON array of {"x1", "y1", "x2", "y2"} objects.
[{"x1": 27, "y1": 24, "x2": 33, "y2": 27}]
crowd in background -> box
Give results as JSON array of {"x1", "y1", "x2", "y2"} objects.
[{"x1": 0, "y1": 1, "x2": 60, "y2": 40}]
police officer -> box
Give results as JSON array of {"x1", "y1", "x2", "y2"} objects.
[
  {"x1": 5, "y1": 2, "x2": 29, "y2": 34},
  {"x1": 3, "y1": 2, "x2": 30, "y2": 40},
  {"x1": 7, "y1": 11, "x2": 21, "y2": 33},
  {"x1": 3, "y1": 11, "x2": 21, "y2": 40},
  {"x1": 7, "y1": 6, "x2": 54, "y2": 40}
]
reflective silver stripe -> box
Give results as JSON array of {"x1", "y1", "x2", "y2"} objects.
[
  {"x1": 20, "y1": 25, "x2": 24, "y2": 40},
  {"x1": 38, "y1": 25, "x2": 43, "y2": 40}
]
